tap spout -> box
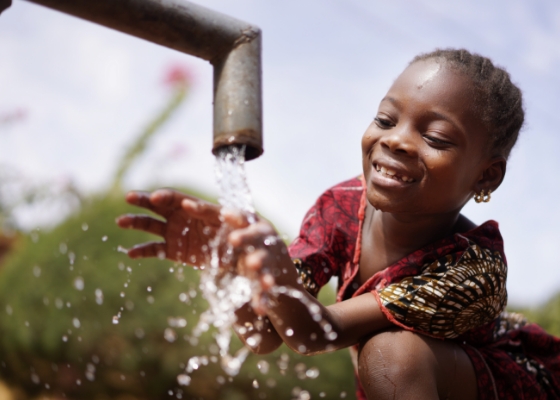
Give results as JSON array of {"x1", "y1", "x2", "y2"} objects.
[{"x1": 24, "y1": 0, "x2": 263, "y2": 160}]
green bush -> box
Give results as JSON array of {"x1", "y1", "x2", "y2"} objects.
[{"x1": 0, "y1": 192, "x2": 355, "y2": 400}]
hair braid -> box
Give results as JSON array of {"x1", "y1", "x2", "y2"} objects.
[{"x1": 411, "y1": 48, "x2": 524, "y2": 159}]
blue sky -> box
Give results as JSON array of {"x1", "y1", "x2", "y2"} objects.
[{"x1": 1, "y1": 0, "x2": 560, "y2": 306}]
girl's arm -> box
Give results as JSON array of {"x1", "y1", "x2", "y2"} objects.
[{"x1": 229, "y1": 219, "x2": 392, "y2": 355}]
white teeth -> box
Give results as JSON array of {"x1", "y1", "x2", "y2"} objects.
[{"x1": 375, "y1": 164, "x2": 414, "y2": 183}]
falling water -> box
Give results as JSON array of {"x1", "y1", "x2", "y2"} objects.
[
  {"x1": 179, "y1": 145, "x2": 338, "y2": 386},
  {"x1": 182, "y1": 145, "x2": 259, "y2": 381}
]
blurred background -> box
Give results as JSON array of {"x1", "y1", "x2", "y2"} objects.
[{"x1": 1, "y1": 0, "x2": 560, "y2": 399}]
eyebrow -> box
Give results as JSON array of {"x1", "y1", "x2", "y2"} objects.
[{"x1": 380, "y1": 96, "x2": 467, "y2": 137}]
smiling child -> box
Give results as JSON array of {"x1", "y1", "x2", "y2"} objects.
[{"x1": 118, "y1": 48, "x2": 560, "y2": 399}]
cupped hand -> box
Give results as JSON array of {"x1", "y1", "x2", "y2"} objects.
[
  {"x1": 116, "y1": 189, "x2": 225, "y2": 266},
  {"x1": 226, "y1": 218, "x2": 295, "y2": 315}
]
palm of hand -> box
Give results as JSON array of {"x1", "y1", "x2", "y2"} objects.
[{"x1": 116, "y1": 189, "x2": 222, "y2": 267}]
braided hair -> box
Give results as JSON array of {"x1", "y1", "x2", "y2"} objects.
[{"x1": 412, "y1": 49, "x2": 524, "y2": 159}]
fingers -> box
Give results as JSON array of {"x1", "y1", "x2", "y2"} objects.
[
  {"x1": 228, "y1": 220, "x2": 277, "y2": 248},
  {"x1": 127, "y1": 242, "x2": 168, "y2": 259},
  {"x1": 125, "y1": 191, "x2": 158, "y2": 212},
  {"x1": 221, "y1": 209, "x2": 251, "y2": 229},
  {"x1": 150, "y1": 189, "x2": 191, "y2": 209},
  {"x1": 116, "y1": 214, "x2": 166, "y2": 237},
  {"x1": 181, "y1": 198, "x2": 222, "y2": 226}
]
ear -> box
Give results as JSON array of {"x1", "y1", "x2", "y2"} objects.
[{"x1": 473, "y1": 156, "x2": 506, "y2": 194}]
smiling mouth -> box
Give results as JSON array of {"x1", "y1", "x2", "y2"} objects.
[{"x1": 374, "y1": 164, "x2": 415, "y2": 183}]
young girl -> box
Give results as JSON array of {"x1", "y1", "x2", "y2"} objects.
[{"x1": 117, "y1": 49, "x2": 560, "y2": 399}]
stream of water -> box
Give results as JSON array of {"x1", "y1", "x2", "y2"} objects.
[{"x1": 176, "y1": 145, "x2": 337, "y2": 390}]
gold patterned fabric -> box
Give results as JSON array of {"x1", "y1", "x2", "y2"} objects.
[
  {"x1": 293, "y1": 258, "x2": 320, "y2": 297},
  {"x1": 377, "y1": 242, "x2": 507, "y2": 338}
]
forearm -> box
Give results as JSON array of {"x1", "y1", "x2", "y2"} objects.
[
  {"x1": 234, "y1": 302, "x2": 283, "y2": 354},
  {"x1": 265, "y1": 260, "x2": 392, "y2": 355},
  {"x1": 266, "y1": 289, "x2": 391, "y2": 355}
]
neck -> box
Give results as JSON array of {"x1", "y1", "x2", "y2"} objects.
[{"x1": 366, "y1": 203, "x2": 462, "y2": 259}]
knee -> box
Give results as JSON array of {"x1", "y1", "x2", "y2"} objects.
[{"x1": 357, "y1": 329, "x2": 437, "y2": 396}]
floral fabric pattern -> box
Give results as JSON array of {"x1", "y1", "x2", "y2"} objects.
[{"x1": 377, "y1": 242, "x2": 507, "y2": 338}]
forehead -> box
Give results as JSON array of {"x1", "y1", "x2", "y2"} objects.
[
  {"x1": 384, "y1": 59, "x2": 487, "y2": 139},
  {"x1": 388, "y1": 60, "x2": 475, "y2": 113}
]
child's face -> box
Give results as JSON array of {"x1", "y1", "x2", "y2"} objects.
[{"x1": 362, "y1": 59, "x2": 492, "y2": 216}]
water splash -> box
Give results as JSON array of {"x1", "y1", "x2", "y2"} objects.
[
  {"x1": 183, "y1": 146, "x2": 259, "y2": 379},
  {"x1": 178, "y1": 146, "x2": 336, "y2": 384}
]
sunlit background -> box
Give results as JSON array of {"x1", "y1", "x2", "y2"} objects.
[{"x1": 2, "y1": 0, "x2": 560, "y2": 316}]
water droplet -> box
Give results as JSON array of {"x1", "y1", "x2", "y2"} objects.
[
  {"x1": 306, "y1": 367, "x2": 320, "y2": 379},
  {"x1": 168, "y1": 317, "x2": 187, "y2": 328},
  {"x1": 117, "y1": 245, "x2": 128, "y2": 254},
  {"x1": 246, "y1": 333, "x2": 262, "y2": 348},
  {"x1": 62, "y1": 335, "x2": 68, "y2": 342},
  {"x1": 257, "y1": 360, "x2": 269, "y2": 374},
  {"x1": 216, "y1": 376, "x2": 226, "y2": 385},
  {"x1": 319, "y1": 392, "x2": 326, "y2": 397},
  {"x1": 30, "y1": 231, "x2": 39, "y2": 243},
  {"x1": 6, "y1": 305, "x2": 12, "y2": 315},
  {"x1": 102, "y1": 235, "x2": 108, "y2": 242},
  {"x1": 30, "y1": 372, "x2": 40, "y2": 384},
  {"x1": 164, "y1": 328, "x2": 177, "y2": 343},
  {"x1": 326, "y1": 331, "x2": 338, "y2": 341},
  {"x1": 177, "y1": 374, "x2": 191, "y2": 386},
  {"x1": 68, "y1": 252, "x2": 75, "y2": 265},
  {"x1": 81, "y1": 223, "x2": 88, "y2": 231},
  {"x1": 85, "y1": 366, "x2": 95, "y2": 382},
  {"x1": 76, "y1": 379, "x2": 81, "y2": 385},
  {"x1": 58, "y1": 242, "x2": 68, "y2": 254},
  {"x1": 187, "y1": 357, "x2": 200, "y2": 372},
  {"x1": 33, "y1": 265, "x2": 41, "y2": 278},
  {"x1": 73, "y1": 277, "x2": 84, "y2": 291},
  {"x1": 112, "y1": 316, "x2": 119, "y2": 324},
  {"x1": 120, "y1": 292, "x2": 125, "y2": 298},
  {"x1": 72, "y1": 318, "x2": 81, "y2": 329},
  {"x1": 285, "y1": 328, "x2": 294, "y2": 337},
  {"x1": 252, "y1": 379, "x2": 259, "y2": 388},
  {"x1": 340, "y1": 391, "x2": 347, "y2": 398},
  {"x1": 179, "y1": 293, "x2": 188, "y2": 302},
  {"x1": 147, "y1": 286, "x2": 152, "y2": 292},
  {"x1": 169, "y1": 267, "x2": 174, "y2": 273},
  {"x1": 95, "y1": 289, "x2": 103, "y2": 305},
  {"x1": 147, "y1": 295, "x2": 155, "y2": 304},
  {"x1": 135, "y1": 328, "x2": 145, "y2": 339},
  {"x1": 157, "y1": 250, "x2": 166, "y2": 260},
  {"x1": 55, "y1": 298, "x2": 63, "y2": 309}
]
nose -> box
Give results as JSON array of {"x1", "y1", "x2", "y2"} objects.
[{"x1": 379, "y1": 123, "x2": 418, "y2": 157}]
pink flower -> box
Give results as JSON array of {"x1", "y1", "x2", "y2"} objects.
[{"x1": 163, "y1": 64, "x2": 194, "y2": 88}]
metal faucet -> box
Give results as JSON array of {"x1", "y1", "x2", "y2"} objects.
[{"x1": 1, "y1": 0, "x2": 264, "y2": 160}]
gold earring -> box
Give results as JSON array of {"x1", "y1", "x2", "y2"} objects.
[{"x1": 474, "y1": 189, "x2": 491, "y2": 203}]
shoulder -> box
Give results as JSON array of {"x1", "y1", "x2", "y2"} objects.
[{"x1": 312, "y1": 176, "x2": 363, "y2": 218}]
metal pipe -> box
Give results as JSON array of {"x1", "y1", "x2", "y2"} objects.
[{"x1": 22, "y1": 0, "x2": 263, "y2": 160}]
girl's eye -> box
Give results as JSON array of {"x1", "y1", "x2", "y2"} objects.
[
  {"x1": 423, "y1": 135, "x2": 450, "y2": 147},
  {"x1": 374, "y1": 117, "x2": 393, "y2": 129}
]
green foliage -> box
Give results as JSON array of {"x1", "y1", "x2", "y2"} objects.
[
  {"x1": 0, "y1": 192, "x2": 356, "y2": 400},
  {"x1": 511, "y1": 294, "x2": 560, "y2": 337}
]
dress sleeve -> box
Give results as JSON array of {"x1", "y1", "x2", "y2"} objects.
[
  {"x1": 288, "y1": 191, "x2": 339, "y2": 297},
  {"x1": 375, "y1": 242, "x2": 508, "y2": 339}
]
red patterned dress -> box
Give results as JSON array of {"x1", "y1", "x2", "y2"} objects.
[{"x1": 288, "y1": 177, "x2": 560, "y2": 400}]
